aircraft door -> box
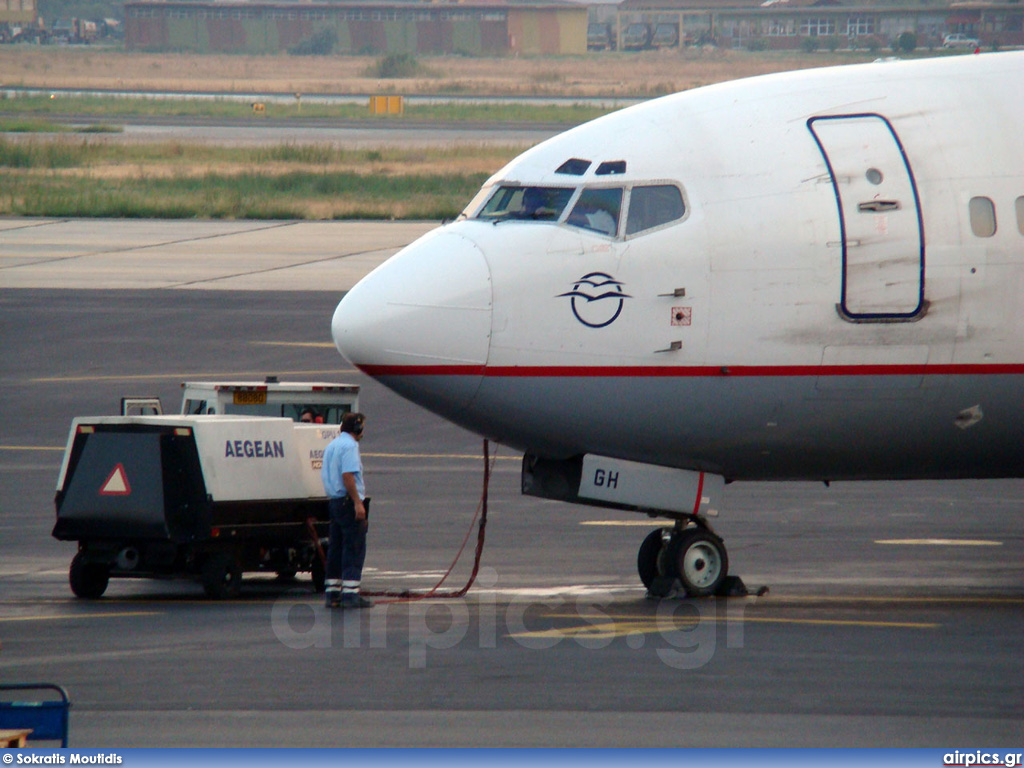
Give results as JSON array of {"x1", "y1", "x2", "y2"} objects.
[{"x1": 808, "y1": 114, "x2": 925, "y2": 321}]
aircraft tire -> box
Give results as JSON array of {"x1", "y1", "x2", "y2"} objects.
[
  {"x1": 637, "y1": 528, "x2": 667, "y2": 589},
  {"x1": 665, "y1": 528, "x2": 728, "y2": 597},
  {"x1": 201, "y1": 552, "x2": 242, "y2": 599},
  {"x1": 69, "y1": 551, "x2": 110, "y2": 599}
]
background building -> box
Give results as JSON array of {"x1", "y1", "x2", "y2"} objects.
[
  {"x1": 0, "y1": 0, "x2": 38, "y2": 40},
  {"x1": 124, "y1": 0, "x2": 587, "y2": 54},
  {"x1": 612, "y1": 0, "x2": 1023, "y2": 50}
]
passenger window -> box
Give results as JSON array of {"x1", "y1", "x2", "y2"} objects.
[
  {"x1": 626, "y1": 185, "x2": 685, "y2": 236},
  {"x1": 969, "y1": 196, "x2": 996, "y2": 238},
  {"x1": 1016, "y1": 196, "x2": 1024, "y2": 236},
  {"x1": 476, "y1": 185, "x2": 575, "y2": 222},
  {"x1": 566, "y1": 188, "x2": 622, "y2": 236}
]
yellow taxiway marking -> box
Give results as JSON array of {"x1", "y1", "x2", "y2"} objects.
[
  {"x1": 582, "y1": 526, "x2": 1006, "y2": 543},
  {"x1": 770, "y1": 595, "x2": 1024, "y2": 605},
  {"x1": 876, "y1": 539, "x2": 1002, "y2": 546},
  {"x1": 0, "y1": 611, "x2": 161, "y2": 623},
  {"x1": 29, "y1": 368, "x2": 356, "y2": 384},
  {"x1": 0, "y1": 445, "x2": 63, "y2": 452},
  {"x1": 543, "y1": 612, "x2": 940, "y2": 629},
  {"x1": 509, "y1": 613, "x2": 939, "y2": 640}
]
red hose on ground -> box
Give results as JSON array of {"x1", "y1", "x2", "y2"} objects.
[{"x1": 310, "y1": 439, "x2": 494, "y2": 604}]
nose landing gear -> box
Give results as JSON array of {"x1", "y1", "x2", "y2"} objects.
[{"x1": 638, "y1": 520, "x2": 736, "y2": 598}]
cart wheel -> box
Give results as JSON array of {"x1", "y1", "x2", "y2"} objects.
[
  {"x1": 201, "y1": 552, "x2": 242, "y2": 599},
  {"x1": 70, "y1": 552, "x2": 109, "y2": 599},
  {"x1": 275, "y1": 569, "x2": 298, "y2": 582},
  {"x1": 311, "y1": 557, "x2": 326, "y2": 593}
]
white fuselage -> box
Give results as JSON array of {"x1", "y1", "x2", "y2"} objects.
[{"x1": 332, "y1": 52, "x2": 1024, "y2": 482}]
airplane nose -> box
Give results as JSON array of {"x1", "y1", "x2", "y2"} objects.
[{"x1": 331, "y1": 229, "x2": 492, "y2": 414}]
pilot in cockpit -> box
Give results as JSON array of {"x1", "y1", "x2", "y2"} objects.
[{"x1": 521, "y1": 187, "x2": 552, "y2": 219}]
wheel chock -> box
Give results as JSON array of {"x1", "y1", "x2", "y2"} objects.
[{"x1": 645, "y1": 575, "x2": 681, "y2": 599}]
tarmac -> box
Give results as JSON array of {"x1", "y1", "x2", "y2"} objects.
[{"x1": 1, "y1": 217, "x2": 1022, "y2": 747}]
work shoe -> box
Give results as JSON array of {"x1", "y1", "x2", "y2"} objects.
[
  {"x1": 325, "y1": 591, "x2": 342, "y2": 609},
  {"x1": 340, "y1": 594, "x2": 374, "y2": 609}
]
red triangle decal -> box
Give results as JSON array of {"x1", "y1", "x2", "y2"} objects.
[{"x1": 100, "y1": 464, "x2": 132, "y2": 496}]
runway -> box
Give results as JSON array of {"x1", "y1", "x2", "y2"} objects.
[{"x1": 1, "y1": 218, "x2": 1022, "y2": 746}]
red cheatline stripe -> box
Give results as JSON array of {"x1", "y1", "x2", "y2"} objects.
[
  {"x1": 356, "y1": 363, "x2": 1024, "y2": 378},
  {"x1": 692, "y1": 471, "x2": 705, "y2": 517}
]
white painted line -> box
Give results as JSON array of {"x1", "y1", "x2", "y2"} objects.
[
  {"x1": 875, "y1": 539, "x2": 1002, "y2": 546},
  {"x1": 365, "y1": 570, "x2": 449, "y2": 580},
  {"x1": 0, "y1": 611, "x2": 161, "y2": 623},
  {"x1": 365, "y1": 452, "x2": 519, "y2": 461},
  {"x1": 250, "y1": 341, "x2": 337, "y2": 349}
]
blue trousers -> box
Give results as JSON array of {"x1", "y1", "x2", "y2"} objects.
[{"x1": 325, "y1": 496, "x2": 367, "y2": 590}]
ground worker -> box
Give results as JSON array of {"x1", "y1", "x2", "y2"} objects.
[{"x1": 320, "y1": 412, "x2": 373, "y2": 609}]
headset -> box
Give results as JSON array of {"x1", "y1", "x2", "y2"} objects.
[{"x1": 342, "y1": 412, "x2": 365, "y2": 435}]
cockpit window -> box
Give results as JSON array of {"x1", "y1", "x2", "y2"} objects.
[
  {"x1": 626, "y1": 184, "x2": 685, "y2": 235},
  {"x1": 476, "y1": 186, "x2": 575, "y2": 222},
  {"x1": 596, "y1": 160, "x2": 627, "y2": 176},
  {"x1": 566, "y1": 187, "x2": 622, "y2": 236},
  {"x1": 556, "y1": 158, "x2": 592, "y2": 176}
]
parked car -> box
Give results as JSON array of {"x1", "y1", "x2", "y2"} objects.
[
  {"x1": 943, "y1": 33, "x2": 980, "y2": 48},
  {"x1": 651, "y1": 23, "x2": 679, "y2": 49},
  {"x1": 622, "y1": 22, "x2": 652, "y2": 50},
  {"x1": 587, "y1": 22, "x2": 616, "y2": 51}
]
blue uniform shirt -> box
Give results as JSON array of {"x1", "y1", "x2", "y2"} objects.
[{"x1": 321, "y1": 432, "x2": 364, "y2": 500}]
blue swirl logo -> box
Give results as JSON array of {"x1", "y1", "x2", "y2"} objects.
[{"x1": 557, "y1": 272, "x2": 632, "y2": 328}]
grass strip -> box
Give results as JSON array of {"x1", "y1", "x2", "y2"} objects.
[
  {"x1": 0, "y1": 94, "x2": 615, "y2": 125},
  {"x1": 2, "y1": 170, "x2": 490, "y2": 219},
  {"x1": 0, "y1": 136, "x2": 518, "y2": 169},
  {"x1": 0, "y1": 117, "x2": 124, "y2": 134},
  {"x1": 0, "y1": 117, "x2": 72, "y2": 133},
  {"x1": 0, "y1": 137, "x2": 512, "y2": 220},
  {"x1": 0, "y1": 139, "x2": 82, "y2": 168}
]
